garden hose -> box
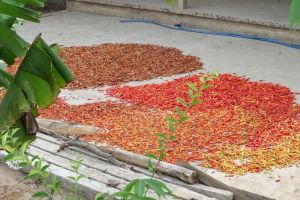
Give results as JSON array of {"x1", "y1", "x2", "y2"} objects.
[{"x1": 120, "y1": 20, "x2": 300, "y2": 50}]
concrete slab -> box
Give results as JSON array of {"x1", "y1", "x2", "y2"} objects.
[
  {"x1": 17, "y1": 10, "x2": 300, "y2": 103},
  {"x1": 66, "y1": 0, "x2": 300, "y2": 43},
  {"x1": 83, "y1": 0, "x2": 292, "y2": 27}
]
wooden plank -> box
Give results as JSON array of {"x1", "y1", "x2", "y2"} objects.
[
  {"x1": 28, "y1": 146, "x2": 176, "y2": 200},
  {"x1": 93, "y1": 142, "x2": 198, "y2": 184},
  {"x1": 0, "y1": 150, "x2": 117, "y2": 200},
  {"x1": 37, "y1": 133, "x2": 233, "y2": 200},
  {"x1": 178, "y1": 161, "x2": 274, "y2": 200},
  {"x1": 37, "y1": 118, "x2": 101, "y2": 137},
  {"x1": 30, "y1": 138, "x2": 216, "y2": 200},
  {"x1": 46, "y1": 163, "x2": 118, "y2": 200},
  {"x1": 36, "y1": 132, "x2": 198, "y2": 184},
  {"x1": 126, "y1": 164, "x2": 233, "y2": 200},
  {"x1": 28, "y1": 145, "x2": 128, "y2": 189},
  {"x1": 36, "y1": 133, "x2": 233, "y2": 199}
]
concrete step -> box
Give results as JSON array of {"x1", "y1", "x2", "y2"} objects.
[{"x1": 66, "y1": 0, "x2": 300, "y2": 44}]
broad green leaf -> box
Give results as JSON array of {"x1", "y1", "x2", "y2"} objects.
[
  {"x1": 175, "y1": 106, "x2": 185, "y2": 117},
  {"x1": 94, "y1": 193, "x2": 106, "y2": 200},
  {"x1": 159, "y1": 152, "x2": 166, "y2": 160},
  {"x1": 188, "y1": 89, "x2": 194, "y2": 99},
  {"x1": 0, "y1": 23, "x2": 28, "y2": 58},
  {"x1": 165, "y1": 117, "x2": 176, "y2": 123},
  {"x1": 123, "y1": 179, "x2": 139, "y2": 192},
  {"x1": 210, "y1": 71, "x2": 219, "y2": 77},
  {"x1": 147, "y1": 159, "x2": 155, "y2": 173},
  {"x1": 132, "y1": 197, "x2": 155, "y2": 200},
  {"x1": 0, "y1": 69, "x2": 14, "y2": 88},
  {"x1": 176, "y1": 97, "x2": 188, "y2": 107},
  {"x1": 134, "y1": 179, "x2": 145, "y2": 197},
  {"x1": 200, "y1": 84, "x2": 212, "y2": 91},
  {"x1": 0, "y1": 46, "x2": 16, "y2": 65},
  {"x1": 16, "y1": 0, "x2": 45, "y2": 7},
  {"x1": 39, "y1": 39, "x2": 74, "y2": 83},
  {"x1": 0, "y1": 1, "x2": 40, "y2": 22},
  {"x1": 156, "y1": 133, "x2": 167, "y2": 140},
  {"x1": 169, "y1": 134, "x2": 176, "y2": 140},
  {"x1": 111, "y1": 191, "x2": 133, "y2": 198},
  {"x1": 189, "y1": 99, "x2": 203, "y2": 107},
  {"x1": 145, "y1": 153, "x2": 158, "y2": 160},
  {"x1": 199, "y1": 76, "x2": 206, "y2": 84},
  {"x1": 41, "y1": 164, "x2": 50, "y2": 172},
  {"x1": 143, "y1": 179, "x2": 168, "y2": 197},
  {"x1": 0, "y1": 36, "x2": 74, "y2": 132},
  {"x1": 0, "y1": 13, "x2": 16, "y2": 27},
  {"x1": 187, "y1": 82, "x2": 197, "y2": 91},
  {"x1": 32, "y1": 191, "x2": 49, "y2": 197},
  {"x1": 76, "y1": 174, "x2": 85, "y2": 181},
  {"x1": 289, "y1": 0, "x2": 300, "y2": 27},
  {"x1": 167, "y1": 121, "x2": 176, "y2": 132}
]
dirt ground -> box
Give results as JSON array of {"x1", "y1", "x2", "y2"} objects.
[
  {"x1": 0, "y1": 164, "x2": 40, "y2": 200},
  {"x1": 0, "y1": 164, "x2": 65, "y2": 200}
]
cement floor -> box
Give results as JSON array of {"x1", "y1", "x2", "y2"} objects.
[
  {"x1": 16, "y1": 10, "x2": 300, "y2": 200},
  {"x1": 88, "y1": 0, "x2": 292, "y2": 27}
]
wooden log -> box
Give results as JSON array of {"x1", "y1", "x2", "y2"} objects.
[
  {"x1": 37, "y1": 118, "x2": 102, "y2": 137},
  {"x1": 177, "y1": 161, "x2": 274, "y2": 200},
  {"x1": 92, "y1": 142, "x2": 198, "y2": 184},
  {"x1": 34, "y1": 135, "x2": 233, "y2": 199},
  {"x1": 0, "y1": 150, "x2": 118, "y2": 200},
  {"x1": 124, "y1": 164, "x2": 234, "y2": 200},
  {"x1": 29, "y1": 139, "x2": 216, "y2": 200},
  {"x1": 59, "y1": 140, "x2": 124, "y2": 167},
  {"x1": 36, "y1": 131, "x2": 198, "y2": 184}
]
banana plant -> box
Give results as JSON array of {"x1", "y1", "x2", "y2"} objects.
[
  {"x1": 0, "y1": 0, "x2": 74, "y2": 153},
  {"x1": 289, "y1": 0, "x2": 300, "y2": 27}
]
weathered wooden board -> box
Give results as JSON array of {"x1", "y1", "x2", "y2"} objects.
[
  {"x1": 39, "y1": 122, "x2": 197, "y2": 184},
  {"x1": 34, "y1": 133, "x2": 233, "y2": 200},
  {"x1": 178, "y1": 161, "x2": 274, "y2": 200},
  {"x1": 0, "y1": 150, "x2": 118, "y2": 200},
  {"x1": 30, "y1": 135, "x2": 217, "y2": 200},
  {"x1": 37, "y1": 133, "x2": 233, "y2": 200}
]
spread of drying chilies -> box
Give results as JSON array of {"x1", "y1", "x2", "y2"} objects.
[
  {"x1": 40, "y1": 73, "x2": 300, "y2": 175},
  {"x1": 7, "y1": 44, "x2": 203, "y2": 89}
]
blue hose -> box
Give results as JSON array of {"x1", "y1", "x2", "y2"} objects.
[{"x1": 120, "y1": 19, "x2": 300, "y2": 50}]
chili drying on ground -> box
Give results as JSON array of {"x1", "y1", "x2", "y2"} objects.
[
  {"x1": 7, "y1": 43, "x2": 203, "y2": 89},
  {"x1": 40, "y1": 73, "x2": 300, "y2": 174}
]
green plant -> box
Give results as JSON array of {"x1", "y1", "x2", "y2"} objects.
[
  {"x1": 27, "y1": 156, "x2": 61, "y2": 199},
  {"x1": 289, "y1": 0, "x2": 300, "y2": 27},
  {"x1": 0, "y1": 0, "x2": 74, "y2": 154},
  {"x1": 2, "y1": 148, "x2": 61, "y2": 199},
  {"x1": 65, "y1": 156, "x2": 86, "y2": 200},
  {"x1": 2, "y1": 144, "x2": 87, "y2": 200}
]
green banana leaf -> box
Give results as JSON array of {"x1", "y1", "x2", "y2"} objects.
[
  {"x1": 289, "y1": 0, "x2": 300, "y2": 27},
  {"x1": 0, "y1": 0, "x2": 44, "y2": 67},
  {"x1": 0, "y1": 35, "x2": 74, "y2": 132}
]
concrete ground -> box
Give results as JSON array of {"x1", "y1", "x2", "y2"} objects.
[
  {"x1": 102, "y1": 0, "x2": 292, "y2": 27},
  {"x1": 16, "y1": 10, "x2": 300, "y2": 200}
]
